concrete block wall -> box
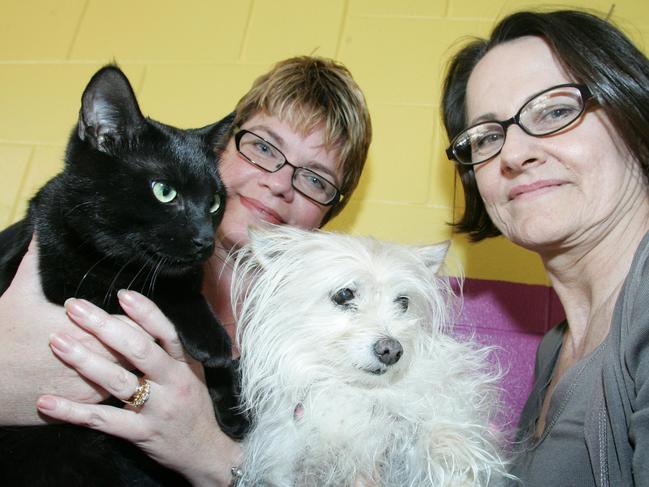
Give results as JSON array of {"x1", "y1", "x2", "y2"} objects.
[{"x1": 2, "y1": 0, "x2": 648, "y2": 426}]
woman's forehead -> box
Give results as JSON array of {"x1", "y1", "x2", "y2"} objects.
[
  {"x1": 465, "y1": 36, "x2": 571, "y2": 122},
  {"x1": 247, "y1": 112, "x2": 343, "y2": 180}
]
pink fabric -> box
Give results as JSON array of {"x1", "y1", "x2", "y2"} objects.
[{"x1": 451, "y1": 278, "x2": 565, "y2": 431}]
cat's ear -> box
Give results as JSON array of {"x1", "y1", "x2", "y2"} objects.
[
  {"x1": 78, "y1": 65, "x2": 145, "y2": 152},
  {"x1": 415, "y1": 241, "x2": 450, "y2": 274},
  {"x1": 210, "y1": 111, "x2": 235, "y2": 141},
  {"x1": 197, "y1": 111, "x2": 235, "y2": 156}
]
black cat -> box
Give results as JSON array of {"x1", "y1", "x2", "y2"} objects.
[{"x1": 0, "y1": 65, "x2": 246, "y2": 485}]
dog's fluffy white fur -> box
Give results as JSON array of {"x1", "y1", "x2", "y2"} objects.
[{"x1": 232, "y1": 226, "x2": 506, "y2": 486}]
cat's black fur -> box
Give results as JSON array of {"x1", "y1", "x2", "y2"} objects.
[{"x1": 0, "y1": 65, "x2": 246, "y2": 485}]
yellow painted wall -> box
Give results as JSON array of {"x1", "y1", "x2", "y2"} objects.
[{"x1": 1, "y1": 0, "x2": 647, "y2": 285}]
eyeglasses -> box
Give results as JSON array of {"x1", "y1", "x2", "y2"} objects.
[
  {"x1": 234, "y1": 128, "x2": 342, "y2": 206},
  {"x1": 446, "y1": 83, "x2": 593, "y2": 166}
]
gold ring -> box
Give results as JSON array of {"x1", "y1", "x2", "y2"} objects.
[{"x1": 122, "y1": 377, "x2": 151, "y2": 408}]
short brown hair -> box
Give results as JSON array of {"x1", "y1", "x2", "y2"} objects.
[
  {"x1": 233, "y1": 56, "x2": 372, "y2": 224},
  {"x1": 442, "y1": 10, "x2": 649, "y2": 241}
]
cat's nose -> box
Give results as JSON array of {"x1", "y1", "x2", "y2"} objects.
[
  {"x1": 192, "y1": 236, "x2": 214, "y2": 253},
  {"x1": 373, "y1": 337, "x2": 403, "y2": 366}
]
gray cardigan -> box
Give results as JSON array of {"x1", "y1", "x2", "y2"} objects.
[
  {"x1": 598, "y1": 229, "x2": 649, "y2": 486},
  {"x1": 515, "y1": 231, "x2": 649, "y2": 486}
]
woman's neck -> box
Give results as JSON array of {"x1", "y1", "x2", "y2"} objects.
[
  {"x1": 202, "y1": 252, "x2": 236, "y2": 344},
  {"x1": 542, "y1": 204, "x2": 649, "y2": 356}
]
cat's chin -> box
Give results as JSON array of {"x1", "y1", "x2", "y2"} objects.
[
  {"x1": 133, "y1": 241, "x2": 211, "y2": 267},
  {"x1": 164, "y1": 257, "x2": 205, "y2": 274},
  {"x1": 148, "y1": 253, "x2": 206, "y2": 273}
]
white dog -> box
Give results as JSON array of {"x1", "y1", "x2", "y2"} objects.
[{"x1": 232, "y1": 226, "x2": 507, "y2": 487}]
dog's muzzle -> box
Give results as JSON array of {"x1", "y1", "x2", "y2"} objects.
[{"x1": 373, "y1": 337, "x2": 403, "y2": 367}]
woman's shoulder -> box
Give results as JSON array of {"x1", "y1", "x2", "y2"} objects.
[
  {"x1": 537, "y1": 321, "x2": 566, "y2": 362},
  {"x1": 614, "y1": 230, "x2": 649, "y2": 375},
  {"x1": 528, "y1": 320, "x2": 566, "y2": 386},
  {"x1": 632, "y1": 229, "x2": 649, "y2": 278},
  {"x1": 620, "y1": 230, "x2": 649, "y2": 325}
]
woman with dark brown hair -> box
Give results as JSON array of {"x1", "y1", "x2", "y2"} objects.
[{"x1": 443, "y1": 10, "x2": 649, "y2": 486}]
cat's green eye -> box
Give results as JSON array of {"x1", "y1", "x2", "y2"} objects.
[
  {"x1": 151, "y1": 181, "x2": 177, "y2": 204},
  {"x1": 210, "y1": 193, "x2": 222, "y2": 214}
]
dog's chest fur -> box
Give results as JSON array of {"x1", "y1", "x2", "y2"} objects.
[{"x1": 254, "y1": 340, "x2": 494, "y2": 486}]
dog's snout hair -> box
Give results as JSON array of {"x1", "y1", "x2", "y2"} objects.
[{"x1": 373, "y1": 337, "x2": 403, "y2": 365}]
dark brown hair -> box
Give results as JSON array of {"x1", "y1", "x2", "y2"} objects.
[{"x1": 442, "y1": 10, "x2": 649, "y2": 241}]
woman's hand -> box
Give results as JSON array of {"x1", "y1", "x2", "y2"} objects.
[
  {"x1": 0, "y1": 237, "x2": 121, "y2": 425},
  {"x1": 37, "y1": 290, "x2": 242, "y2": 487}
]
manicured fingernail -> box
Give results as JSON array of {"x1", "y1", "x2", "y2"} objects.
[
  {"x1": 50, "y1": 333, "x2": 73, "y2": 354},
  {"x1": 65, "y1": 298, "x2": 90, "y2": 319},
  {"x1": 117, "y1": 289, "x2": 136, "y2": 306},
  {"x1": 37, "y1": 396, "x2": 58, "y2": 411}
]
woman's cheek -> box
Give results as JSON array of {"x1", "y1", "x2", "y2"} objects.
[{"x1": 474, "y1": 169, "x2": 498, "y2": 207}]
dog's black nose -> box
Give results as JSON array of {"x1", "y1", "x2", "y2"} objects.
[{"x1": 373, "y1": 338, "x2": 403, "y2": 366}]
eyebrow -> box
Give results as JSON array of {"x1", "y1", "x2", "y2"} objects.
[
  {"x1": 246, "y1": 124, "x2": 340, "y2": 184},
  {"x1": 466, "y1": 84, "x2": 561, "y2": 127},
  {"x1": 467, "y1": 113, "x2": 500, "y2": 127},
  {"x1": 247, "y1": 125, "x2": 286, "y2": 148}
]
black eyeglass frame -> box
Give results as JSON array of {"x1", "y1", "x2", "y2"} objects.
[
  {"x1": 233, "y1": 127, "x2": 343, "y2": 206},
  {"x1": 446, "y1": 83, "x2": 594, "y2": 166}
]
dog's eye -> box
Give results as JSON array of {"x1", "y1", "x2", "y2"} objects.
[
  {"x1": 395, "y1": 296, "x2": 409, "y2": 312},
  {"x1": 332, "y1": 288, "x2": 355, "y2": 307}
]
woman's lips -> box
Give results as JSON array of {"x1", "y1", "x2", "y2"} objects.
[
  {"x1": 508, "y1": 179, "x2": 567, "y2": 200},
  {"x1": 239, "y1": 195, "x2": 285, "y2": 224}
]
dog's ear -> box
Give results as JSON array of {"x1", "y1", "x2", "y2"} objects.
[
  {"x1": 416, "y1": 241, "x2": 450, "y2": 274},
  {"x1": 247, "y1": 224, "x2": 298, "y2": 268}
]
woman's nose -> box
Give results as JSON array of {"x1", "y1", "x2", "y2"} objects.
[
  {"x1": 498, "y1": 125, "x2": 544, "y2": 172},
  {"x1": 258, "y1": 163, "x2": 295, "y2": 200}
]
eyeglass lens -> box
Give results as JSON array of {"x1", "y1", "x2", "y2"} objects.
[
  {"x1": 452, "y1": 85, "x2": 586, "y2": 165},
  {"x1": 237, "y1": 131, "x2": 339, "y2": 205}
]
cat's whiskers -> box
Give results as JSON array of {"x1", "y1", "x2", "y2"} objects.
[
  {"x1": 147, "y1": 257, "x2": 166, "y2": 297},
  {"x1": 139, "y1": 255, "x2": 160, "y2": 296},
  {"x1": 103, "y1": 256, "x2": 136, "y2": 308},
  {"x1": 211, "y1": 241, "x2": 235, "y2": 282},
  {"x1": 75, "y1": 253, "x2": 112, "y2": 298},
  {"x1": 126, "y1": 260, "x2": 151, "y2": 291}
]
